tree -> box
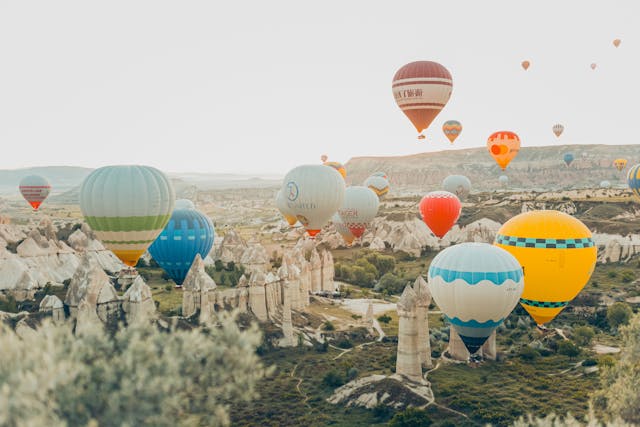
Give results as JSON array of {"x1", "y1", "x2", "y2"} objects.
[
  {"x1": 377, "y1": 314, "x2": 392, "y2": 325},
  {"x1": 572, "y1": 325, "x2": 595, "y2": 347},
  {"x1": 557, "y1": 340, "x2": 580, "y2": 358},
  {"x1": 518, "y1": 346, "x2": 540, "y2": 362},
  {"x1": 0, "y1": 314, "x2": 268, "y2": 427},
  {"x1": 607, "y1": 302, "x2": 633, "y2": 330},
  {"x1": 377, "y1": 273, "x2": 406, "y2": 295},
  {"x1": 214, "y1": 259, "x2": 224, "y2": 272},
  {"x1": 389, "y1": 407, "x2": 432, "y2": 427}
]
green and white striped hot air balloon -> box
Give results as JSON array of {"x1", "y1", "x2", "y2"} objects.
[{"x1": 80, "y1": 165, "x2": 175, "y2": 267}]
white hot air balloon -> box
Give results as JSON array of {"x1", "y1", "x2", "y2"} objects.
[
  {"x1": 499, "y1": 175, "x2": 509, "y2": 188},
  {"x1": 428, "y1": 243, "x2": 524, "y2": 354},
  {"x1": 19, "y1": 175, "x2": 51, "y2": 210},
  {"x1": 174, "y1": 199, "x2": 196, "y2": 210},
  {"x1": 338, "y1": 186, "x2": 380, "y2": 239},
  {"x1": 552, "y1": 124, "x2": 564, "y2": 138},
  {"x1": 442, "y1": 175, "x2": 471, "y2": 201},
  {"x1": 364, "y1": 175, "x2": 390, "y2": 198},
  {"x1": 282, "y1": 165, "x2": 345, "y2": 237},
  {"x1": 332, "y1": 213, "x2": 355, "y2": 245},
  {"x1": 600, "y1": 180, "x2": 611, "y2": 189},
  {"x1": 276, "y1": 189, "x2": 298, "y2": 226}
]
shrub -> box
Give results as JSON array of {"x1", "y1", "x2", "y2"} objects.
[
  {"x1": 161, "y1": 271, "x2": 171, "y2": 281},
  {"x1": 346, "y1": 367, "x2": 359, "y2": 381},
  {"x1": 557, "y1": 340, "x2": 580, "y2": 358},
  {"x1": 607, "y1": 271, "x2": 618, "y2": 279},
  {"x1": 377, "y1": 273, "x2": 407, "y2": 295},
  {"x1": 164, "y1": 284, "x2": 173, "y2": 292},
  {"x1": 607, "y1": 302, "x2": 633, "y2": 330},
  {"x1": 351, "y1": 314, "x2": 362, "y2": 320},
  {"x1": 621, "y1": 270, "x2": 636, "y2": 283},
  {"x1": 322, "y1": 321, "x2": 335, "y2": 331},
  {"x1": 323, "y1": 370, "x2": 345, "y2": 388},
  {"x1": 389, "y1": 407, "x2": 432, "y2": 426},
  {"x1": 572, "y1": 325, "x2": 595, "y2": 346},
  {"x1": 518, "y1": 346, "x2": 540, "y2": 362},
  {"x1": 214, "y1": 259, "x2": 224, "y2": 272},
  {"x1": 582, "y1": 358, "x2": 597, "y2": 367},
  {"x1": 377, "y1": 314, "x2": 392, "y2": 325}
]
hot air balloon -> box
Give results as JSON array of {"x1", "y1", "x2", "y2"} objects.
[
  {"x1": 627, "y1": 164, "x2": 640, "y2": 201},
  {"x1": 563, "y1": 153, "x2": 575, "y2": 167},
  {"x1": 499, "y1": 175, "x2": 509, "y2": 188},
  {"x1": 323, "y1": 161, "x2": 347, "y2": 179},
  {"x1": 372, "y1": 171, "x2": 388, "y2": 179},
  {"x1": 175, "y1": 199, "x2": 196, "y2": 210},
  {"x1": 320, "y1": 154, "x2": 328, "y2": 163},
  {"x1": 614, "y1": 158, "x2": 628, "y2": 172},
  {"x1": 419, "y1": 191, "x2": 461, "y2": 239},
  {"x1": 613, "y1": 39, "x2": 621, "y2": 48},
  {"x1": 392, "y1": 61, "x2": 453, "y2": 139},
  {"x1": 428, "y1": 243, "x2": 524, "y2": 354},
  {"x1": 19, "y1": 175, "x2": 51, "y2": 211},
  {"x1": 364, "y1": 175, "x2": 390, "y2": 198},
  {"x1": 276, "y1": 190, "x2": 298, "y2": 226},
  {"x1": 337, "y1": 186, "x2": 379, "y2": 238},
  {"x1": 487, "y1": 131, "x2": 520, "y2": 170},
  {"x1": 494, "y1": 210, "x2": 597, "y2": 325},
  {"x1": 80, "y1": 165, "x2": 175, "y2": 267},
  {"x1": 591, "y1": 63, "x2": 597, "y2": 70},
  {"x1": 282, "y1": 165, "x2": 345, "y2": 237},
  {"x1": 332, "y1": 213, "x2": 355, "y2": 246},
  {"x1": 600, "y1": 180, "x2": 611, "y2": 189},
  {"x1": 442, "y1": 175, "x2": 471, "y2": 201},
  {"x1": 148, "y1": 208, "x2": 215, "y2": 286},
  {"x1": 442, "y1": 120, "x2": 462, "y2": 144},
  {"x1": 552, "y1": 124, "x2": 564, "y2": 138}
]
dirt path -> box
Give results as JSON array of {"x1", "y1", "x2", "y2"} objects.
[
  {"x1": 290, "y1": 363, "x2": 311, "y2": 407},
  {"x1": 421, "y1": 359, "x2": 470, "y2": 420}
]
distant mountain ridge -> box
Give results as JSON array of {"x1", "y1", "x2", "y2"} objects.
[{"x1": 345, "y1": 144, "x2": 640, "y2": 192}]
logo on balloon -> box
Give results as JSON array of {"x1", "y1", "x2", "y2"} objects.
[
  {"x1": 287, "y1": 181, "x2": 299, "y2": 201},
  {"x1": 490, "y1": 144, "x2": 508, "y2": 155}
]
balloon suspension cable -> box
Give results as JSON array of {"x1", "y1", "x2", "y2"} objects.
[{"x1": 417, "y1": 134, "x2": 426, "y2": 140}]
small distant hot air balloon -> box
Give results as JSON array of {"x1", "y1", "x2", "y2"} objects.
[
  {"x1": 428, "y1": 243, "x2": 524, "y2": 354},
  {"x1": 323, "y1": 161, "x2": 347, "y2": 179},
  {"x1": 19, "y1": 175, "x2": 51, "y2": 210},
  {"x1": 627, "y1": 164, "x2": 640, "y2": 201},
  {"x1": 442, "y1": 120, "x2": 462, "y2": 144},
  {"x1": 80, "y1": 165, "x2": 175, "y2": 267},
  {"x1": 392, "y1": 61, "x2": 453, "y2": 139},
  {"x1": 487, "y1": 131, "x2": 520, "y2": 170},
  {"x1": 332, "y1": 213, "x2": 355, "y2": 246},
  {"x1": 282, "y1": 165, "x2": 345, "y2": 237},
  {"x1": 614, "y1": 158, "x2": 628, "y2": 172},
  {"x1": 276, "y1": 190, "x2": 298, "y2": 226},
  {"x1": 613, "y1": 39, "x2": 621, "y2": 48},
  {"x1": 563, "y1": 153, "x2": 575, "y2": 167},
  {"x1": 419, "y1": 191, "x2": 461, "y2": 238},
  {"x1": 174, "y1": 199, "x2": 196, "y2": 210},
  {"x1": 591, "y1": 63, "x2": 597, "y2": 70},
  {"x1": 337, "y1": 186, "x2": 380, "y2": 238},
  {"x1": 364, "y1": 175, "x2": 390, "y2": 198},
  {"x1": 372, "y1": 171, "x2": 388, "y2": 179},
  {"x1": 148, "y1": 207, "x2": 215, "y2": 286},
  {"x1": 600, "y1": 180, "x2": 611, "y2": 189},
  {"x1": 552, "y1": 124, "x2": 564, "y2": 138},
  {"x1": 442, "y1": 175, "x2": 471, "y2": 201},
  {"x1": 320, "y1": 154, "x2": 328, "y2": 163},
  {"x1": 499, "y1": 175, "x2": 509, "y2": 188},
  {"x1": 521, "y1": 60, "x2": 530, "y2": 71},
  {"x1": 495, "y1": 210, "x2": 597, "y2": 325}
]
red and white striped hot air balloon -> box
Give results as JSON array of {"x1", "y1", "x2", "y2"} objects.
[
  {"x1": 19, "y1": 175, "x2": 51, "y2": 210},
  {"x1": 338, "y1": 186, "x2": 380, "y2": 239},
  {"x1": 392, "y1": 61, "x2": 453, "y2": 139}
]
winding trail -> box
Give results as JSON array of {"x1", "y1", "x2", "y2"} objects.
[
  {"x1": 290, "y1": 363, "x2": 311, "y2": 407},
  {"x1": 422, "y1": 359, "x2": 470, "y2": 420}
]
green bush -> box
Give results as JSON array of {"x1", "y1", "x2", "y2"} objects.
[
  {"x1": 572, "y1": 325, "x2": 595, "y2": 346},
  {"x1": 621, "y1": 270, "x2": 636, "y2": 283},
  {"x1": 518, "y1": 346, "x2": 540, "y2": 362},
  {"x1": 377, "y1": 314, "x2": 392, "y2": 325},
  {"x1": 164, "y1": 284, "x2": 173, "y2": 292},
  {"x1": 557, "y1": 340, "x2": 580, "y2": 358},
  {"x1": 336, "y1": 339, "x2": 353, "y2": 349},
  {"x1": 323, "y1": 370, "x2": 345, "y2": 388},
  {"x1": 377, "y1": 273, "x2": 407, "y2": 295},
  {"x1": 389, "y1": 407, "x2": 432, "y2": 426},
  {"x1": 322, "y1": 321, "x2": 335, "y2": 331},
  {"x1": 346, "y1": 367, "x2": 359, "y2": 381},
  {"x1": 214, "y1": 259, "x2": 224, "y2": 272},
  {"x1": 607, "y1": 302, "x2": 633, "y2": 330},
  {"x1": 582, "y1": 358, "x2": 597, "y2": 367}
]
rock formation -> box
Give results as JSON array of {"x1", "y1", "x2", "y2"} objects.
[
  {"x1": 215, "y1": 229, "x2": 248, "y2": 264},
  {"x1": 396, "y1": 285, "x2": 422, "y2": 381},
  {"x1": 182, "y1": 254, "x2": 217, "y2": 323},
  {"x1": 365, "y1": 300, "x2": 374, "y2": 330},
  {"x1": 65, "y1": 255, "x2": 120, "y2": 323},
  {"x1": 320, "y1": 249, "x2": 335, "y2": 292},
  {"x1": 122, "y1": 276, "x2": 156, "y2": 323},
  {"x1": 448, "y1": 328, "x2": 497, "y2": 361},
  {"x1": 413, "y1": 276, "x2": 432, "y2": 368},
  {"x1": 240, "y1": 241, "x2": 271, "y2": 275},
  {"x1": 279, "y1": 283, "x2": 296, "y2": 347},
  {"x1": 310, "y1": 249, "x2": 322, "y2": 292},
  {"x1": 39, "y1": 295, "x2": 64, "y2": 323}
]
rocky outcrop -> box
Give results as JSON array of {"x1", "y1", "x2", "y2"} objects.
[
  {"x1": 39, "y1": 295, "x2": 64, "y2": 323},
  {"x1": 240, "y1": 241, "x2": 271, "y2": 275},
  {"x1": 448, "y1": 328, "x2": 497, "y2": 361},
  {"x1": 122, "y1": 276, "x2": 156, "y2": 323},
  {"x1": 65, "y1": 255, "x2": 120, "y2": 323},
  {"x1": 279, "y1": 283, "x2": 296, "y2": 347},
  {"x1": 182, "y1": 254, "x2": 217, "y2": 323},
  {"x1": 413, "y1": 276, "x2": 432, "y2": 368},
  {"x1": 594, "y1": 233, "x2": 640, "y2": 263},
  {"x1": 214, "y1": 229, "x2": 248, "y2": 264},
  {"x1": 396, "y1": 285, "x2": 421, "y2": 381}
]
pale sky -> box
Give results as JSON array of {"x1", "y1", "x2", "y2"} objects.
[{"x1": 0, "y1": 1, "x2": 637, "y2": 174}]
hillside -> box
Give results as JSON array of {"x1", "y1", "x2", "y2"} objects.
[{"x1": 345, "y1": 144, "x2": 640, "y2": 192}]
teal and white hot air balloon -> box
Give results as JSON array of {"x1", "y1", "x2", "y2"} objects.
[
  {"x1": 428, "y1": 243, "x2": 524, "y2": 354},
  {"x1": 80, "y1": 165, "x2": 175, "y2": 267}
]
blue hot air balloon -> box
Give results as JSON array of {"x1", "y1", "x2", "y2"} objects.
[
  {"x1": 148, "y1": 208, "x2": 215, "y2": 286},
  {"x1": 628, "y1": 164, "x2": 640, "y2": 201},
  {"x1": 427, "y1": 243, "x2": 524, "y2": 354},
  {"x1": 563, "y1": 153, "x2": 575, "y2": 167}
]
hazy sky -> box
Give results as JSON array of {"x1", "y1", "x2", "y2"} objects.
[{"x1": 0, "y1": 1, "x2": 638, "y2": 174}]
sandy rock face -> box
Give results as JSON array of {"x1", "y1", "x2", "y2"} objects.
[{"x1": 214, "y1": 229, "x2": 248, "y2": 264}]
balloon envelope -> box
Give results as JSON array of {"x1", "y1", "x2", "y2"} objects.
[
  {"x1": 600, "y1": 180, "x2": 611, "y2": 189},
  {"x1": 487, "y1": 131, "x2": 520, "y2": 170},
  {"x1": 175, "y1": 199, "x2": 196, "y2": 210},
  {"x1": 494, "y1": 210, "x2": 596, "y2": 325},
  {"x1": 276, "y1": 190, "x2": 298, "y2": 226},
  {"x1": 392, "y1": 61, "x2": 453, "y2": 136},
  {"x1": 428, "y1": 243, "x2": 524, "y2": 354},
  {"x1": 442, "y1": 175, "x2": 471, "y2": 201},
  {"x1": 521, "y1": 60, "x2": 530, "y2": 70},
  {"x1": 563, "y1": 153, "x2": 575, "y2": 167},
  {"x1": 614, "y1": 158, "x2": 628, "y2": 172},
  {"x1": 332, "y1": 213, "x2": 355, "y2": 245},
  {"x1": 552, "y1": 124, "x2": 564, "y2": 137},
  {"x1": 613, "y1": 39, "x2": 621, "y2": 47},
  {"x1": 419, "y1": 191, "x2": 461, "y2": 238},
  {"x1": 442, "y1": 120, "x2": 462, "y2": 143},
  {"x1": 148, "y1": 208, "x2": 215, "y2": 286},
  {"x1": 364, "y1": 175, "x2": 390, "y2": 198},
  {"x1": 323, "y1": 161, "x2": 347, "y2": 179},
  {"x1": 627, "y1": 164, "x2": 640, "y2": 201},
  {"x1": 591, "y1": 63, "x2": 597, "y2": 70},
  {"x1": 80, "y1": 165, "x2": 175, "y2": 267},
  {"x1": 19, "y1": 175, "x2": 51, "y2": 210},
  {"x1": 338, "y1": 186, "x2": 380, "y2": 238},
  {"x1": 499, "y1": 175, "x2": 509, "y2": 188},
  {"x1": 282, "y1": 165, "x2": 345, "y2": 237}
]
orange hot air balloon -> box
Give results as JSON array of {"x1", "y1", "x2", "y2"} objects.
[
  {"x1": 323, "y1": 161, "x2": 346, "y2": 179},
  {"x1": 613, "y1": 39, "x2": 621, "y2": 48},
  {"x1": 614, "y1": 158, "x2": 628, "y2": 171},
  {"x1": 418, "y1": 191, "x2": 461, "y2": 239},
  {"x1": 392, "y1": 61, "x2": 453, "y2": 139},
  {"x1": 521, "y1": 60, "x2": 530, "y2": 71},
  {"x1": 442, "y1": 120, "x2": 462, "y2": 143},
  {"x1": 320, "y1": 154, "x2": 328, "y2": 162},
  {"x1": 487, "y1": 131, "x2": 520, "y2": 170}
]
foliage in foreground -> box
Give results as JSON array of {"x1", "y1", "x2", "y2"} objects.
[{"x1": 0, "y1": 313, "x2": 268, "y2": 427}]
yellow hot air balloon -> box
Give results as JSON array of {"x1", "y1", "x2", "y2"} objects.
[
  {"x1": 323, "y1": 161, "x2": 347, "y2": 179},
  {"x1": 494, "y1": 210, "x2": 596, "y2": 325},
  {"x1": 613, "y1": 158, "x2": 628, "y2": 172}
]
